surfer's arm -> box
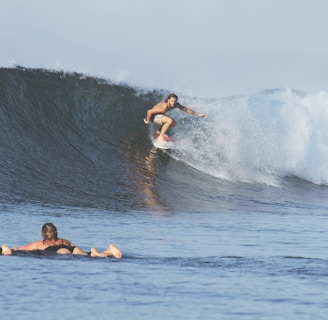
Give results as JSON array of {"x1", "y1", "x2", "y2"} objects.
[
  {"x1": 144, "y1": 102, "x2": 166, "y2": 124},
  {"x1": 177, "y1": 103, "x2": 206, "y2": 118},
  {"x1": 144, "y1": 109, "x2": 154, "y2": 124}
]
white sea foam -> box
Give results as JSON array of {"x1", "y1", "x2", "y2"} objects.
[{"x1": 173, "y1": 89, "x2": 328, "y2": 185}]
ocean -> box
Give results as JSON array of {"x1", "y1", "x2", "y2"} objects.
[{"x1": 1, "y1": 67, "x2": 328, "y2": 319}]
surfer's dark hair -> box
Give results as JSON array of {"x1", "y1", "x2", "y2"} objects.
[{"x1": 166, "y1": 93, "x2": 178, "y2": 101}]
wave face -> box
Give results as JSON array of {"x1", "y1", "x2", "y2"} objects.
[{"x1": 1, "y1": 68, "x2": 328, "y2": 211}]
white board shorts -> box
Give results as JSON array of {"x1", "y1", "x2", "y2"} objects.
[{"x1": 151, "y1": 114, "x2": 164, "y2": 125}]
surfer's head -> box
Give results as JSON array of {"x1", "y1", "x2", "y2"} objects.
[
  {"x1": 166, "y1": 93, "x2": 178, "y2": 108},
  {"x1": 42, "y1": 223, "x2": 58, "y2": 241},
  {"x1": 166, "y1": 93, "x2": 178, "y2": 102}
]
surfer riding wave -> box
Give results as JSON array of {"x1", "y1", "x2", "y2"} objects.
[{"x1": 144, "y1": 93, "x2": 206, "y2": 144}]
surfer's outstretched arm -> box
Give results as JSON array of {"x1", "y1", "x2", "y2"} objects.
[{"x1": 176, "y1": 103, "x2": 206, "y2": 118}]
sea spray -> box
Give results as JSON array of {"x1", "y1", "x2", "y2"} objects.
[{"x1": 173, "y1": 89, "x2": 328, "y2": 185}]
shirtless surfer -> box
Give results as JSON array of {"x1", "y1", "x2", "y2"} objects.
[{"x1": 144, "y1": 93, "x2": 206, "y2": 144}]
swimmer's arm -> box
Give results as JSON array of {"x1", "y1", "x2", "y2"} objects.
[{"x1": 12, "y1": 241, "x2": 44, "y2": 251}]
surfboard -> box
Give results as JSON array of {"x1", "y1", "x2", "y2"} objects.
[{"x1": 151, "y1": 132, "x2": 176, "y2": 150}]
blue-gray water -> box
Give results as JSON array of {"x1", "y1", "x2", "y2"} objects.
[
  {"x1": 2, "y1": 198, "x2": 328, "y2": 320},
  {"x1": 1, "y1": 68, "x2": 328, "y2": 319}
]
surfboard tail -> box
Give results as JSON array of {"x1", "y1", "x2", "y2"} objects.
[{"x1": 152, "y1": 133, "x2": 176, "y2": 150}]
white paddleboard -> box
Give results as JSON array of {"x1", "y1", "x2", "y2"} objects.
[{"x1": 151, "y1": 132, "x2": 176, "y2": 150}]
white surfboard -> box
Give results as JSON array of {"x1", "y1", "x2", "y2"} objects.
[{"x1": 151, "y1": 132, "x2": 176, "y2": 150}]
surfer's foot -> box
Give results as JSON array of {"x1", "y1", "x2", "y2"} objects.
[
  {"x1": 105, "y1": 244, "x2": 122, "y2": 259},
  {"x1": 157, "y1": 136, "x2": 168, "y2": 144},
  {"x1": 1, "y1": 244, "x2": 13, "y2": 255},
  {"x1": 156, "y1": 133, "x2": 169, "y2": 138}
]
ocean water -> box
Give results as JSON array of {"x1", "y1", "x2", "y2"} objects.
[{"x1": 1, "y1": 67, "x2": 328, "y2": 319}]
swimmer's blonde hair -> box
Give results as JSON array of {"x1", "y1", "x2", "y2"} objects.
[{"x1": 42, "y1": 223, "x2": 58, "y2": 241}]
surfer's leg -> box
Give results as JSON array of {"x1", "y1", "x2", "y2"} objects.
[
  {"x1": 1, "y1": 244, "x2": 13, "y2": 255},
  {"x1": 158, "y1": 116, "x2": 176, "y2": 143}
]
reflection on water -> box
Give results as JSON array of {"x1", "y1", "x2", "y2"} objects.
[{"x1": 125, "y1": 135, "x2": 170, "y2": 213}]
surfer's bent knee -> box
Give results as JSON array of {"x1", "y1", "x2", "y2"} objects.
[{"x1": 162, "y1": 115, "x2": 174, "y2": 125}]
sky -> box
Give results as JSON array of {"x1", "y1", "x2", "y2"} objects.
[{"x1": 1, "y1": 0, "x2": 328, "y2": 98}]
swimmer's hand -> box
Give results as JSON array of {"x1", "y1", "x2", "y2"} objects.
[
  {"x1": 144, "y1": 118, "x2": 150, "y2": 124},
  {"x1": 198, "y1": 113, "x2": 207, "y2": 118}
]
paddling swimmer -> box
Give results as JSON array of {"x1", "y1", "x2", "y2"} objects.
[
  {"x1": 144, "y1": 93, "x2": 206, "y2": 144},
  {"x1": 1, "y1": 222, "x2": 122, "y2": 258}
]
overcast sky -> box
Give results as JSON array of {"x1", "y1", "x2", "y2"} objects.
[{"x1": 1, "y1": 0, "x2": 327, "y2": 97}]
